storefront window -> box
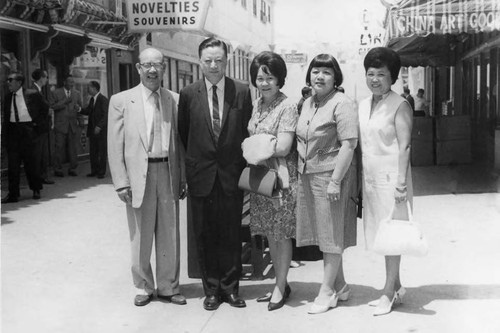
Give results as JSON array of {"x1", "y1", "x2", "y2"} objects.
[{"x1": 70, "y1": 45, "x2": 108, "y2": 103}]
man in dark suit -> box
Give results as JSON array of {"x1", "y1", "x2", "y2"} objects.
[
  {"x1": 31, "y1": 69, "x2": 54, "y2": 185},
  {"x1": 49, "y1": 75, "x2": 82, "y2": 177},
  {"x1": 1, "y1": 72, "x2": 46, "y2": 203},
  {"x1": 178, "y1": 37, "x2": 252, "y2": 311},
  {"x1": 80, "y1": 81, "x2": 108, "y2": 178}
]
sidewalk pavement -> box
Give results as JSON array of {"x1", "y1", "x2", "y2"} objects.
[{"x1": 1, "y1": 162, "x2": 500, "y2": 333}]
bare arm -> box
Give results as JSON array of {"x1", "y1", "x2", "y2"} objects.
[
  {"x1": 394, "y1": 101, "x2": 413, "y2": 202},
  {"x1": 327, "y1": 138, "x2": 357, "y2": 201},
  {"x1": 272, "y1": 132, "x2": 294, "y2": 157}
]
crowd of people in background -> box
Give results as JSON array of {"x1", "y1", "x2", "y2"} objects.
[{"x1": 2, "y1": 38, "x2": 417, "y2": 317}]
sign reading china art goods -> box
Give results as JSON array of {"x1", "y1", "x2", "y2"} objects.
[
  {"x1": 125, "y1": 0, "x2": 210, "y2": 32},
  {"x1": 388, "y1": 0, "x2": 500, "y2": 38}
]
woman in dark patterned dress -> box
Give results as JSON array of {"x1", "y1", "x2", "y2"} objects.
[{"x1": 247, "y1": 51, "x2": 298, "y2": 311}]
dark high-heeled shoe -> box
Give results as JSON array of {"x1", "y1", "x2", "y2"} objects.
[
  {"x1": 268, "y1": 285, "x2": 292, "y2": 311},
  {"x1": 256, "y1": 292, "x2": 272, "y2": 303}
]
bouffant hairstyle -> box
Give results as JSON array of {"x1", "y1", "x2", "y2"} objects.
[
  {"x1": 249, "y1": 51, "x2": 287, "y2": 89},
  {"x1": 363, "y1": 47, "x2": 401, "y2": 84},
  {"x1": 305, "y1": 54, "x2": 343, "y2": 88},
  {"x1": 198, "y1": 37, "x2": 228, "y2": 57}
]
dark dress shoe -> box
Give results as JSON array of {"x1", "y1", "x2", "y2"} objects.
[
  {"x1": 268, "y1": 285, "x2": 291, "y2": 312},
  {"x1": 68, "y1": 170, "x2": 77, "y2": 176},
  {"x1": 97, "y1": 174, "x2": 105, "y2": 179},
  {"x1": 203, "y1": 295, "x2": 220, "y2": 311},
  {"x1": 2, "y1": 194, "x2": 19, "y2": 203},
  {"x1": 42, "y1": 179, "x2": 55, "y2": 184},
  {"x1": 221, "y1": 294, "x2": 246, "y2": 308},
  {"x1": 33, "y1": 190, "x2": 41, "y2": 200},
  {"x1": 157, "y1": 293, "x2": 187, "y2": 305},
  {"x1": 134, "y1": 294, "x2": 153, "y2": 306},
  {"x1": 86, "y1": 173, "x2": 97, "y2": 177},
  {"x1": 256, "y1": 292, "x2": 272, "y2": 303},
  {"x1": 54, "y1": 171, "x2": 64, "y2": 177}
]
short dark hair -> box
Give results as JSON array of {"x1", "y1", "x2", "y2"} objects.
[
  {"x1": 89, "y1": 81, "x2": 100, "y2": 91},
  {"x1": 249, "y1": 51, "x2": 287, "y2": 88},
  {"x1": 403, "y1": 86, "x2": 410, "y2": 94},
  {"x1": 301, "y1": 86, "x2": 312, "y2": 97},
  {"x1": 305, "y1": 54, "x2": 343, "y2": 88},
  {"x1": 31, "y1": 69, "x2": 47, "y2": 81},
  {"x1": 198, "y1": 37, "x2": 228, "y2": 58},
  {"x1": 363, "y1": 47, "x2": 401, "y2": 84},
  {"x1": 418, "y1": 88, "x2": 425, "y2": 94},
  {"x1": 8, "y1": 72, "x2": 25, "y2": 84}
]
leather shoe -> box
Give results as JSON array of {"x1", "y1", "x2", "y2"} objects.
[
  {"x1": 256, "y1": 292, "x2": 272, "y2": 303},
  {"x1": 68, "y1": 170, "x2": 77, "y2": 176},
  {"x1": 33, "y1": 190, "x2": 41, "y2": 200},
  {"x1": 157, "y1": 293, "x2": 186, "y2": 305},
  {"x1": 54, "y1": 171, "x2": 64, "y2": 177},
  {"x1": 203, "y1": 295, "x2": 220, "y2": 311},
  {"x1": 86, "y1": 173, "x2": 97, "y2": 177},
  {"x1": 221, "y1": 294, "x2": 246, "y2": 308},
  {"x1": 97, "y1": 174, "x2": 105, "y2": 179},
  {"x1": 134, "y1": 294, "x2": 153, "y2": 306},
  {"x1": 42, "y1": 179, "x2": 55, "y2": 185},
  {"x1": 1, "y1": 194, "x2": 19, "y2": 203},
  {"x1": 268, "y1": 285, "x2": 291, "y2": 311}
]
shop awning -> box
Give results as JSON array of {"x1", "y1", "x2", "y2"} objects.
[{"x1": 384, "y1": 0, "x2": 500, "y2": 67}]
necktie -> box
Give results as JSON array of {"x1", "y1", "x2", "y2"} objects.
[
  {"x1": 89, "y1": 97, "x2": 95, "y2": 112},
  {"x1": 66, "y1": 90, "x2": 71, "y2": 98},
  {"x1": 148, "y1": 91, "x2": 161, "y2": 153},
  {"x1": 212, "y1": 85, "x2": 220, "y2": 140},
  {"x1": 12, "y1": 92, "x2": 19, "y2": 122}
]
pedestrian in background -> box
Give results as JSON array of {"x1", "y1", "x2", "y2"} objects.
[
  {"x1": 413, "y1": 88, "x2": 429, "y2": 117},
  {"x1": 247, "y1": 51, "x2": 298, "y2": 311},
  {"x1": 31, "y1": 69, "x2": 54, "y2": 186},
  {"x1": 49, "y1": 75, "x2": 82, "y2": 177},
  {"x1": 108, "y1": 47, "x2": 187, "y2": 307},
  {"x1": 178, "y1": 37, "x2": 252, "y2": 311},
  {"x1": 297, "y1": 86, "x2": 312, "y2": 114},
  {"x1": 401, "y1": 86, "x2": 415, "y2": 112},
  {"x1": 295, "y1": 54, "x2": 359, "y2": 314},
  {"x1": 359, "y1": 47, "x2": 413, "y2": 316},
  {"x1": 80, "y1": 81, "x2": 108, "y2": 179},
  {"x1": 1, "y1": 72, "x2": 45, "y2": 203}
]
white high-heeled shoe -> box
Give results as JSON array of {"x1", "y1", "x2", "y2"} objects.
[
  {"x1": 373, "y1": 292, "x2": 397, "y2": 316},
  {"x1": 337, "y1": 284, "x2": 351, "y2": 301},
  {"x1": 308, "y1": 293, "x2": 338, "y2": 314},
  {"x1": 368, "y1": 286, "x2": 406, "y2": 307}
]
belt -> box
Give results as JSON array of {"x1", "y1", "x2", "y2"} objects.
[{"x1": 148, "y1": 157, "x2": 168, "y2": 163}]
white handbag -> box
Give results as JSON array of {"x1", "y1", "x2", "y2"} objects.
[{"x1": 373, "y1": 201, "x2": 428, "y2": 257}]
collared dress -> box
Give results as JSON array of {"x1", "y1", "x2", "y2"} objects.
[
  {"x1": 358, "y1": 90, "x2": 413, "y2": 250},
  {"x1": 295, "y1": 90, "x2": 359, "y2": 254},
  {"x1": 248, "y1": 92, "x2": 298, "y2": 241}
]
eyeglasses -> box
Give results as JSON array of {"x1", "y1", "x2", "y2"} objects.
[
  {"x1": 139, "y1": 62, "x2": 164, "y2": 70},
  {"x1": 7, "y1": 78, "x2": 18, "y2": 82}
]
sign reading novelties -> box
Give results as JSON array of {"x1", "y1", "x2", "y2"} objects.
[{"x1": 125, "y1": 0, "x2": 210, "y2": 32}]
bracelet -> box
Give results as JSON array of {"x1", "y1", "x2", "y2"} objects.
[
  {"x1": 395, "y1": 186, "x2": 407, "y2": 193},
  {"x1": 331, "y1": 179, "x2": 341, "y2": 185}
]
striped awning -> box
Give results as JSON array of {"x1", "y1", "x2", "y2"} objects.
[{"x1": 387, "y1": 0, "x2": 500, "y2": 39}]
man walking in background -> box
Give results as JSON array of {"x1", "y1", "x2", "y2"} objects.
[
  {"x1": 108, "y1": 47, "x2": 187, "y2": 307},
  {"x1": 80, "y1": 81, "x2": 108, "y2": 178},
  {"x1": 50, "y1": 75, "x2": 82, "y2": 177},
  {"x1": 178, "y1": 37, "x2": 252, "y2": 311}
]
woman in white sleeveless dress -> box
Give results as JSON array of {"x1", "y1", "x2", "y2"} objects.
[{"x1": 358, "y1": 47, "x2": 413, "y2": 316}]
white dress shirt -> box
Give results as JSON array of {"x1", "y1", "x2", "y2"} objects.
[
  {"x1": 10, "y1": 88, "x2": 32, "y2": 123},
  {"x1": 205, "y1": 77, "x2": 225, "y2": 122},
  {"x1": 140, "y1": 84, "x2": 170, "y2": 157}
]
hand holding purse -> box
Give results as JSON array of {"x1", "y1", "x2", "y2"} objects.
[
  {"x1": 373, "y1": 201, "x2": 428, "y2": 257},
  {"x1": 238, "y1": 164, "x2": 281, "y2": 198}
]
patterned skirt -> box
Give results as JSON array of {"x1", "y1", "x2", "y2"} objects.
[{"x1": 249, "y1": 152, "x2": 297, "y2": 241}]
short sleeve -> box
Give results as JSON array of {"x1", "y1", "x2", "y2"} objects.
[
  {"x1": 277, "y1": 102, "x2": 298, "y2": 133},
  {"x1": 334, "y1": 99, "x2": 358, "y2": 141}
]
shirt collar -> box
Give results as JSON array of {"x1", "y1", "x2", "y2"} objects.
[
  {"x1": 140, "y1": 83, "x2": 160, "y2": 99},
  {"x1": 34, "y1": 83, "x2": 42, "y2": 92},
  {"x1": 205, "y1": 77, "x2": 224, "y2": 93}
]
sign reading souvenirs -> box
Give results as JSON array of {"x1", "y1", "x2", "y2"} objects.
[
  {"x1": 126, "y1": 0, "x2": 210, "y2": 32},
  {"x1": 388, "y1": 0, "x2": 500, "y2": 38},
  {"x1": 282, "y1": 53, "x2": 307, "y2": 64}
]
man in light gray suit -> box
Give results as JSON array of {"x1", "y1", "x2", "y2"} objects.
[{"x1": 108, "y1": 47, "x2": 187, "y2": 307}]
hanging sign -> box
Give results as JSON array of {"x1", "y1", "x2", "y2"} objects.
[{"x1": 126, "y1": 0, "x2": 210, "y2": 32}]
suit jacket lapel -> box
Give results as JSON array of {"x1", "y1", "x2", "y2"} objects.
[
  {"x1": 130, "y1": 86, "x2": 148, "y2": 151},
  {"x1": 197, "y1": 80, "x2": 216, "y2": 143},
  {"x1": 221, "y1": 77, "x2": 235, "y2": 131}
]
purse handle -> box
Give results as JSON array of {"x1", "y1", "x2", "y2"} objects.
[{"x1": 390, "y1": 200, "x2": 413, "y2": 222}]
